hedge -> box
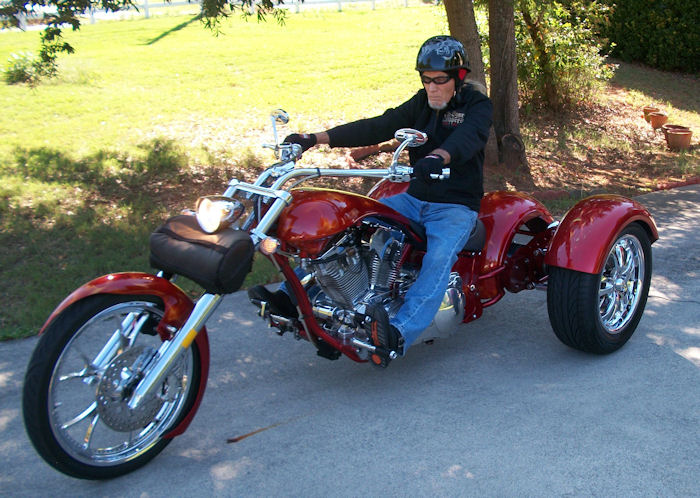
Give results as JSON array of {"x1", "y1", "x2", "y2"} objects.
[{"x1": 604, "y1": 0, "x2": 699, "y2": 73}]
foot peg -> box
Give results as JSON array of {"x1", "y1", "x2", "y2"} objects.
[{"x1": 350, "y1": 338, "x2": 399, "y2": 360}]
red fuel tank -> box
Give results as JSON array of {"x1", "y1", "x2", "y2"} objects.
[{"x1": 276, "y1": 188, "x2": 408, "y2": 257}]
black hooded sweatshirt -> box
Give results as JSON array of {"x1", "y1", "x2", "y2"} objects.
[{"x1": 325, "y1": 83, "x2": 493, "y2": 212}]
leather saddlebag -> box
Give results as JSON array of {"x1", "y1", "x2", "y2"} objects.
[{"x1": 149, "y1": 214, "x2": 254, "y2": 294}]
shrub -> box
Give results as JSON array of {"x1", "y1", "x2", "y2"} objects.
[
  {"x1": 2, "y1": 28, "x2": 73, "y2": 85},
  {"x1": 3, "y1": 52, "x2": 39, "y2": 85},
  {"x1": 515, "y1": 1, "x2": 615, "y2": 111},
  {"x1": 603, "y1": 0, "x2": 700, "y2": 73}
]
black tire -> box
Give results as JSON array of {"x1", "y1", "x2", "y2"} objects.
[
  {"x1": 23, "y1": 294, "x2": 202, "y2": 479},
  {"x1": 547, "y1": 223, "x2": 652, "y2": 354}
]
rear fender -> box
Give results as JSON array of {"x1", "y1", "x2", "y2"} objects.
[
  {"x1": 544, "y1": 195, "x2": 658, "y2": 274},
  {"x1": 39, "y1": 272, "x2": 209, "y2": 438},
  {"x1": 478, "y1": 191, "x2": 555, "y2": 274}
]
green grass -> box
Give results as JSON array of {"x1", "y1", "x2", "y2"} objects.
[{"x1": 0, "y1": 6, "x2": 445, "y2": 340}]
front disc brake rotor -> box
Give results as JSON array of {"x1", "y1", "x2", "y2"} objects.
[{"x1": 96, "y1": 346, "x2": 164, "y2": 432}]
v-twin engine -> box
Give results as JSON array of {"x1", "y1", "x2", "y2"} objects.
[
  {"x1": 303, "y1": 221, "x2": 466, "y2": 350},
  {"x1": 307, "y1": 223, "x2": 405, "y2": 310}
]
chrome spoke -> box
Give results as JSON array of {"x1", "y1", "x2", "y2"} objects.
[
  {"x1": 61, "y1": 402, "x2": 98, "y2": 430},
  {"x1": 599, "y1": 279, "x2": 614, "y2": 298},
  {"x1": 83, "y1": 413, "x2": 100, "y2": 449},
  {"x1": 601, "y1": 298, "x2": 616, "y2": 323},
  {"x1": 620, "y1": 252, "x2": 635, "y2": 279},
  {"x1": 58, "y1": 367, "x2": 92, "y2": 382}
]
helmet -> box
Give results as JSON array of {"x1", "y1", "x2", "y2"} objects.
[{"x1": 415, "y1": 35, "x2": 470, "y2": 74}]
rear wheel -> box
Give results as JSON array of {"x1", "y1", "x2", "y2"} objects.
[
  {"x1": 23, "y1": 294, "x2": 201, "y2": 479},
  {"x1": 547, "y1": 224, "x2": 652, "y2": 354}
]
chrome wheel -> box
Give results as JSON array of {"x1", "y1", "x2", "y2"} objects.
[
  {"x1": 24, "y1": 295, "x2": 201, "y2": 478},
  {"x1": 597, "y1": 234, "x2": 646, "y2": 334},
  {"x1": 547, "y1": 224, "x2": 652, "y2": 354}
]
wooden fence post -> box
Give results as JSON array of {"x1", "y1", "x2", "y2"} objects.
[{"x1": 143, "y1": 0, "x2": 150, "y2": 19}]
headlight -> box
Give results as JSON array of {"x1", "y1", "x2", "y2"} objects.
[{"x1": 195, "y1": 196, "x2": 245, "y2": 234}]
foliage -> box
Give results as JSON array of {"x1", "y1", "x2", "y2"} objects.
[
  {"x1": 514, "y1": 0, "x2": 615, "y2": 111},
  {"x1": 603, "y1": 0, "x2": 700, "y2": 73},
  {"x1": 1, "y1": 29, "x2": 72, "y2": 85},
  {"x1": 2, "y1": 51, "x2": 38, "y2": 84}
]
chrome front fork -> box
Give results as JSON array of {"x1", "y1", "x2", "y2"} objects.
[{"x1": 127, "y1": 293, "x2": 222, "y2": 410}]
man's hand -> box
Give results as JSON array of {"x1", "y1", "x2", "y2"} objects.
[
  {"x1": 283, "y1": 133, "x2": 317, "y2": 152},
  {"x1": 412, "y1": 154, "x2": 445, "y2": 183}
]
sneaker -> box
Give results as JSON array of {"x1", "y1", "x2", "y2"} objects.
[
  {"x1": 247, "y1": 285, "x2": 298, "y2": 318},
  {"x1": 366, "y1": 304, "x2": 401, "y2": 368}
]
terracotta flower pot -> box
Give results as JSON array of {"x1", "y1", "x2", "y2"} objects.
[
  {"x1": 648, "y1": 112, "x2": 668, "y2": 129},
  {"x1": 661, "y1": 124, "x2": 690, "y2": 140},
  {"x1": 643, "y1": 106, "x2": 660, "y2": 122},
  {"x1": 666, "y1": 129, "x2": 693, "y2": 151}
]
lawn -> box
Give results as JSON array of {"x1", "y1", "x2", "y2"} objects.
[{"x1": 1, "y1": 6, "x2": 698, "y2": 340}]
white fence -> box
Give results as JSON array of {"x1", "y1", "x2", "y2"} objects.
[{"x1": 13, "y1": 0, "x2": 422, "y2": 30}]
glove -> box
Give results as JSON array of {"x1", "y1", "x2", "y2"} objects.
[
  {"x1": 412, "y1": 154, "x2": 445, "y2": 183},
  {"x1": 283, "y1": 133, "x2": 317, "y2": 153}
]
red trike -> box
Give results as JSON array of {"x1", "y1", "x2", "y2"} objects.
[{"x1": 23, "y1": 111, "x2": 657, "y2": 479}]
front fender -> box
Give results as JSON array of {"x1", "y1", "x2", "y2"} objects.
[
  {"x1": 39, "y1": 272, "x2": 209, "y2": 438},
  {"x1": 545, "y1": 195, "x2": 658, "y2": 274}
]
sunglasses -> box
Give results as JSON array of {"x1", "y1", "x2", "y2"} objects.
[{"x1": 420, "y1": 74, "x2": 452, "y2": 85}]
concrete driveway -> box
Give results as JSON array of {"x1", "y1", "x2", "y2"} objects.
[{"x1": 1, "y1": 185, "x2": 698, "y2": 496}]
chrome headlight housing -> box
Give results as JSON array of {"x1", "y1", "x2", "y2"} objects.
[{"x1": 195, "y1": 196, "x2": 245, "y2": 234}]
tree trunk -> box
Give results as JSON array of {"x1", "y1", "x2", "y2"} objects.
[
  {"x1": 488, "y1": 0, "x2": 527, "y2": 169},
  {"x1": 443, "y1": 0, "x2": 499, "y2": 167},
  {"x1": 443, "y1": 0, "x2": 486, "y2": 85}
]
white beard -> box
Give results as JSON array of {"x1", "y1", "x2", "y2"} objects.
[{"x1": 428, "y1": 100, "x2": 448, "y2": 110}]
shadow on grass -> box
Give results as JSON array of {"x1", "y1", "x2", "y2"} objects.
[
  {"x1": 610, "y1": 61, "x2": 700, "y2": 115},
  {"x1": 0, "y1": 138, "x2": 285, "y2": 340},
  {"x1": 0, "y1": 139, "x2": 263, "y2": 340},
  {"x1": 145, "y1": 14, "x2": 202, "y2": 45}
]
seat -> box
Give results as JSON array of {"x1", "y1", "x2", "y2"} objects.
[{"x1": 408, "y1": 218, "x2": 486, "y2": 253}]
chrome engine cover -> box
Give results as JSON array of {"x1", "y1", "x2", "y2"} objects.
[{"x1": 413, "y1": 272, "x2": 466, "y2": 343}]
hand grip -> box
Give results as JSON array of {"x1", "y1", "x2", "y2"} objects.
[{"x1": 429, "y1": 168, "x2": 451, "y2": 180}]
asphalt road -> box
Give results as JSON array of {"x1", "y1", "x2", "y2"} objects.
[{"x1": 1, "y1": 185, "x2": 698, "y2": 496}]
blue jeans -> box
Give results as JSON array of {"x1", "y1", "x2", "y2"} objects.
[{"x1": 379, "y1": 193, "x2": 478, "y2": 353}]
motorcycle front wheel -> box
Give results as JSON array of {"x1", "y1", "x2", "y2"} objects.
[
  {"x1": 547, "y1": 223, "x2": 652, "y2": 354},
  {"x1": 23, "y1": 294, "x2": 201, "y2": 479}
]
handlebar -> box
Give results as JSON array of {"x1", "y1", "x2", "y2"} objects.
[
  {"x1": 389, "y1": 165, "x2": 450, "y2": 182},
  {"x1": 430, "y1": 168, "x2": 451, "y2": 180}
]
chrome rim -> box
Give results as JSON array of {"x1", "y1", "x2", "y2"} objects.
[
  {"x1": 597, "y1": 234, "x2": 645, "y2": 334},
  {"x1": 48, "y1": 301, "x2": 193, "y2": 467}
]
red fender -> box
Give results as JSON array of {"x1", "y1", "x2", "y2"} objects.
[
  {"x1": 39, "y1": 272, "x2": 209, "y2": 439},
  {"x1": 478, "y1": 191, "x2": 554, "y2": 274},
  {"x1": 544, "y1": 195, "x2": 658, "y2": 274}
]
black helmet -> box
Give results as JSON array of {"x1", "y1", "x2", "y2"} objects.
[{"x1": 415, "y1": 35, "x2": 470, "y2": 73}]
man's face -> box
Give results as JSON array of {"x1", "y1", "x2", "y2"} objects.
[{"x1": 421, "y1": 71, "x2": 455, "y2": 110}]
